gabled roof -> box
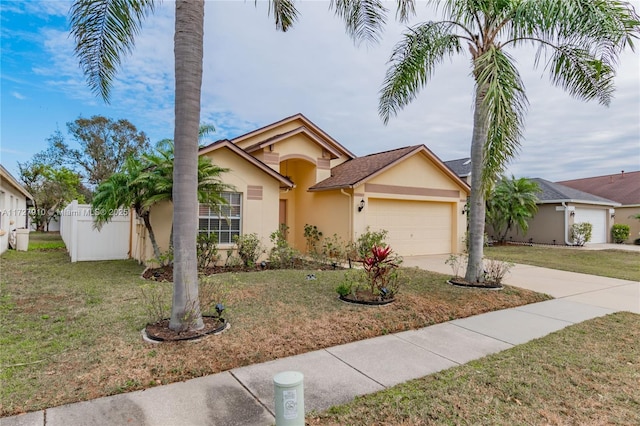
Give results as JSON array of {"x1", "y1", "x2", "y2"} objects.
[
  {"x1": 557, "y1": 171, "x2": 640, "y2": 206},
  {"x1": 243, "y1": 126, "x2": 343, "y2": 159},
  {"x1": 0, "y1": 164, "x2": 33, "y2": 200},
  {"x1": 231, "y1": 113, "x2": 356, "y2": 160},
  {"x1": 532, "y1": 178, "x2": 620, "y2": 207},
  {"x1": 444, "y1": 157, "x2": 472, "y2": 178},
  {"x1": 309, "y1": 145, "x2": 470, "y2": 192},
  {"x1": 199, "y1": 140, "x2": 294, "y2": 188}
]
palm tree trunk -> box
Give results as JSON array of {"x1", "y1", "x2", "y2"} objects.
[
  {"x1": 140, "y1": 211, "x2": 162, "y2": 261},
  {"x1": 169, "y1": 0, "x2": 205, "y2": 331},
  {"x1": 465, "y1": 80, "x2": 490, "y2": 283}
]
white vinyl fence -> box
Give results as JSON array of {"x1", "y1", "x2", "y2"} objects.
[{"x1": 60, "y1": 200, "x2": 131, "y2": 262}]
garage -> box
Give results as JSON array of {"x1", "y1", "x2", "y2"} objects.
[
  {"x1": 367, "y1": 198, "x2": 454, "y2": 255},
  {"x1": 574, "y1": 208, "x2": 608, "y2": 244}
]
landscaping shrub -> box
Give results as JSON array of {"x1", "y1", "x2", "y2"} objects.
[
  {"x1": 362, "y1": 245, "x2": 402, "y2": 299},
  {"x1": 303, "y1": 224, "x2": 323, "y2": 255},
  {"x1": 196, "y1": 232, "x2": 219, "y2": 269},
  {"x1": 354, "y1": 227, "x2": 388, "y2": 260},
  {"x1": 321, "y1": 233, "x2": 348, "y2": 266},
  {"x1": 483, "y1": 258, "x2": 514, "y2": 285},
  {"x1": 611, "y1": 224, "x2": 630, "y2": 244},
  {"x1": 233, "y1": 233, "x2": 263, "y2": 266},
  {"x1": 570, "y1": 222, "x2": 592, "y2": 246},
  {"x1": 268, "y1": 225, "x2": 298, "y2": 268}
]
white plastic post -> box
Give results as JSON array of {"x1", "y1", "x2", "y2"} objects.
[{"x1": 273, "y1": 371, "x2": 304, "y2": 426}]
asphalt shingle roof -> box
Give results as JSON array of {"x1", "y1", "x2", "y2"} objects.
[
  {"x1": 309, "y1": 146, "x2": 422, "y2": 191},
  {"x1": 557, "y1": 171, "x2": 640, "y2": 206},
  {"x1": 532, "y1": 178, "x2": 620, "y2": 206},
  {"x1": 444, "y1": 157, "x2": 471, "y2": 178}
]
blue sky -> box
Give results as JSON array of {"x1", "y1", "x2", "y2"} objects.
[{"x1": 2, "y1": 0, "x2": 639, "y2": 184}]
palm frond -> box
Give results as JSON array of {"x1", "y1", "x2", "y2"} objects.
[
  {"x1": 395, "y1": 0, "x2": 416, "y2": 23},
  {"x1": 548, "y1": 45, "x2": 616, "y2": 106},
  {"x1": 509, "y1": 0, "x2": 639, "y2": 106},
  {"x1": 379, "y1": 22, "x2": 461, "y2": 124},
  {"x1": 474, "y1": 47, "x2": 528, "y2": 190},
  {"x1": 330, "y1": 0, "x2": 389, "y2": 45},
  {"x1": 265, "y1": 0, "x2": 299, "y2": 32},
  {"x1": 70, "y1": 0, "x2": 155, "y2": 102},
  {"x1": 91, "y1": 156, "x2": 142, "y2": 228}
]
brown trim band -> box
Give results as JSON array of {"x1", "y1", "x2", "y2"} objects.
[{"x1": 364, "y1": 183, "x2": 459, "y2": 198}]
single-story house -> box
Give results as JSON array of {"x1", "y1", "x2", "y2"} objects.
[
  {"x1": 491, "y1": 178, "x2": 620, "y2": 245},
  {"x1": 0, "y1": 164, "x2": 34, "y2": 254},
  {"x1": 557, "y1": 171, "x2": 640, "y2": 243},
  {"x1": 132, "y1": 114, "x2": 470, "y2": 263}
]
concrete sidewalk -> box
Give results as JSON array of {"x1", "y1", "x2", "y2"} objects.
[{"x1": 4, "y1": 257, "x2": 638, "y2": 426}]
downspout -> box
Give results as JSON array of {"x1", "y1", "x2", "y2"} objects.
[
  {"x1": 562, "y1": 202, "x2": 572, "y2": 245},
  {"x1": 340, "y1": 189, "x2": 353, "y2": 243}
]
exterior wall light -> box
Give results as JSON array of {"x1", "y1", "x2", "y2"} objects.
[{"x1": 358, "y1": 199, "x2": 365, "y2": 212}]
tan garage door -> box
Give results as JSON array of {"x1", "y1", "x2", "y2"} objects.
[{"x1": 367, "y1": 199, "x2": 453, "y2": 255}]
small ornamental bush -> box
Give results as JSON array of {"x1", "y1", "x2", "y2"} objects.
[
  {"x1": 611, "y1": 224, "x2": 630, "y2": 244},
  {"x1": 445, "y1": 253, "x2": 468, "y2": 278},
  {"x1": 362, "y1": 245, "x2": 402, "y2": 299},
  {"x1": 483, "y1": 258, "x2": 514, "y2": 285},
  {"x1": 303, "y1": 224, "x2": 323, "y2": 255},
  {"x1": 196, "y1": 232, "x2": 219, "y2": 269},
  {"x1": 570, "y1": 222, "x2": 593, "y2": 246},
  {"x1": 233, "y1": 233, "x2": 263, "y2": 266},
  {"x1": 322, "y1": 233, "x2": 348, "y2": 266},
  {"x1": 268, "y1": 225, "x2": 298, "y2": 268},
  {"x1": 354, "y1": 227, "x2": 388, "y2": 260}
]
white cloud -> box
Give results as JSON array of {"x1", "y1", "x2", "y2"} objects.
[
  {"x1": 34, "y1": 0, "x2": 640, "y2": 181},
  {"x1": 11, "y1": 91, "x2": 26, "y2": 100}
]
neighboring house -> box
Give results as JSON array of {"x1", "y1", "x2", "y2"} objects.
[
  {"x1": 557, "y1": 171, "x2": 640, "y2": 243},
  {"x1": 492, "y1": 178, "x2": 619, "y2": 245},
  {"x1": 0, "y1": 164, "x2": 34, "y2": 254},
  {"x1": 132, "y1": 114, "x2": 470, "y2": 263},
  {"x1": 444, "y1": 157, "x2": 472, "y2": 185}
]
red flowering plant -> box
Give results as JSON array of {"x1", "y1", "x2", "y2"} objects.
[{"x1": 362, "y1": 245, "x2": 402, "y2": 300}]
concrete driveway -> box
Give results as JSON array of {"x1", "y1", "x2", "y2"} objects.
[{"x1": 403, "y1": 247, "x2": 639, "y2": 314}]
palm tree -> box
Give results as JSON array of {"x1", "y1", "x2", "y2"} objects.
[
  {"x1": 379, "y1": 0, "x2": 639, "y2": 283},
  {"x1": 92, "y1": 155, "x2": 164, "y2": 259},
  {"x1": 70, "y1": 0, "x2": 420, "y2": 331},
  {"x1": 486, "y1": 176, "x2": 540, "y2": 243},
  {"x1": 91, "y1": 145, "x2": 229, "y2": 261}
]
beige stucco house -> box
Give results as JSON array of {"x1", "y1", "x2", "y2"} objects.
[
  {"x1": 132, "y1": 114, "x2": 470, "y2": 263},
  {"x1": 492, "y1": 178, "x2": 620, "y2": 245},
  {"x1": 0, "y1": 164, "x2": 33, "y2": 254}
]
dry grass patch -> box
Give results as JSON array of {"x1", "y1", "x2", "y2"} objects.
[
  {"x1": 1, "y1": 235, "x2": 549, "y2": 417},
  {"x1": 311, "y1": 312, "x2": 640, "y2": 425}
]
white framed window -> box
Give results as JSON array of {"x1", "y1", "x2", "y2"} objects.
[{"x1": 198, "y1": 192, "x2": 242, "y2": 244}]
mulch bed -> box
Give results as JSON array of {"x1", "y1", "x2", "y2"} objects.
[
  {"x1": 143, "y1": 259, "x2": 344, "y2": 281},
  {"x1": 339, "y1": 288, "x2": 395, "y2": 306},
  {"x1": 144, "y1": 316, "x2": 227, "y2": 342},
  {"x1": 447, "y1": 278, "x2": 503, "y2": 290}
]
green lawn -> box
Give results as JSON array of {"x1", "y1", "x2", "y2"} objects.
[
  {"x1": 485, "y1": 245, "x2": 640, "y2": 282},
  {"x1": 0, "y1": 234, "x2": 548, "y2": 417},
  {"x1": 311, "y1": 312, "x2": 640, "y2": 425}
]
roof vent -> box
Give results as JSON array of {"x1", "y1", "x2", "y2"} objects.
[{"x1": 463, "y1": 159, "x2": 471, "y2": 165}]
